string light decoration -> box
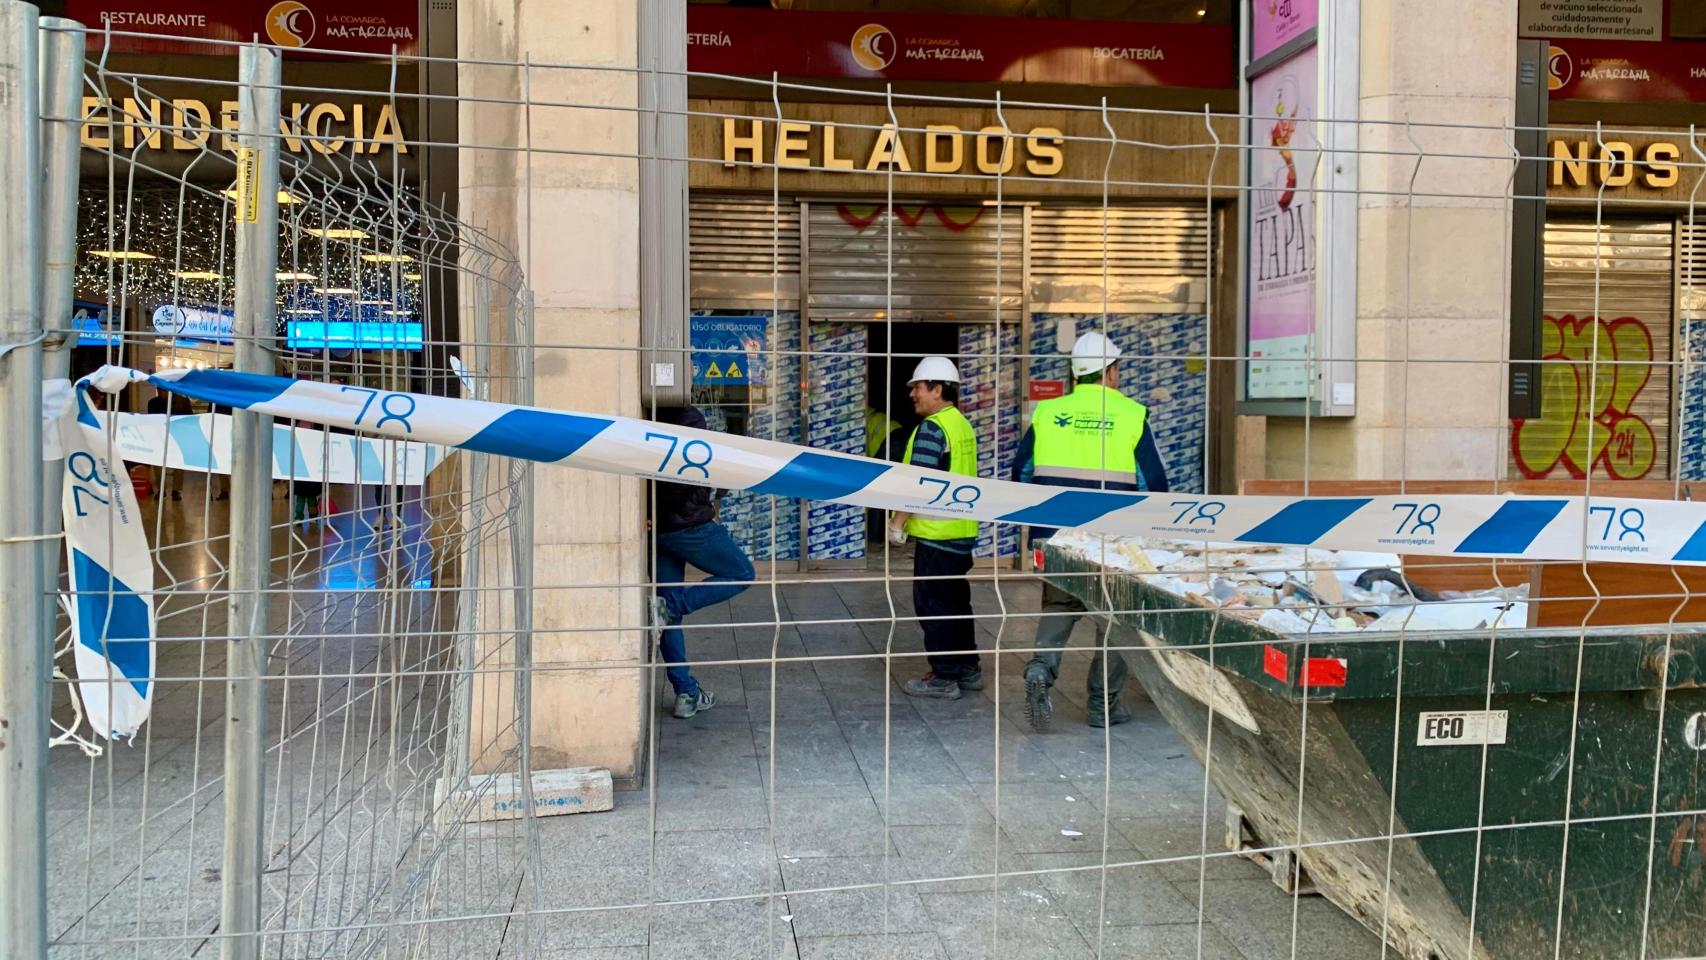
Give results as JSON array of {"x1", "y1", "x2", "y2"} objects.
[{"x1": 74, "y1": 185, "x2": 426, "y2": 339}]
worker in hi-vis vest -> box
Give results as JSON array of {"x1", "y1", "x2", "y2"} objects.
[
  {"x1": 1010, "y1": 331, "x2": 1170, "y2": 730},
  {"x1": 888, "y1": 356, "x2": 983, "y2": 700},
  {"x1": 865, "y1": 405, "x2": 897, "y2": 459}
]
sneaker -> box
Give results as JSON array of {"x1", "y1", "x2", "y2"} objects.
[
  {"x1": 649, "y1": 594, "x2": 674, "y2": 636},
  {"x1": 902, "y1": 673, "x2": 963, "y2": 700},
  {"x1": 956, "y1": 671, "x2": 985, "y2": 692},
  {"x1": 1088, "y1": 701, "x2": 1133, "y2": 729},
  {"x1": 1024, "y1": 663, "x2": 1053, "y2": 733},
  {"x1": 673, "y1": 689, "x2": 715, "y2": 719}
]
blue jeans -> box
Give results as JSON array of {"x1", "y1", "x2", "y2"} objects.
[{"x1": 656, "y1": 520, "x2": 756, "y2": 695}]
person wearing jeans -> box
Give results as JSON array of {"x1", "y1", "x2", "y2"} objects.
[{"x1": 651, "y1": 404, "x2": 756, "y2": 719}]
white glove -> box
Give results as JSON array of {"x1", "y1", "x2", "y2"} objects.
[{"x1": 887, "y1": 522, "x2": 908, "y2": 547}]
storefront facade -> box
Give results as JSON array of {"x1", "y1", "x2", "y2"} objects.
[
  {"x1": 682, "y1": 7, "x2": 1241, "y2": 567},
  {"x1": 54, "y1": 0, "x2": 450, "y2": 404}
]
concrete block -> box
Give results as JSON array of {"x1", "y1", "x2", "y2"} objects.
[{"x1": 434, "y1": 766, "x2": 615, "y2": 822}]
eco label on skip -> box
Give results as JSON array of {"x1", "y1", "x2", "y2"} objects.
[{"x1": 1417, "y1": 710, "x2": 1509, "y2": 747}]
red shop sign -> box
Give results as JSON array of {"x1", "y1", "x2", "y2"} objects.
[
  {"x1": 1544, "y1": 38, "x2": 1706, "y2": 102},
  {"x1": 1029, "y1": 380, "x2": 1066, "y2": 400},
  {"x1": 67, "y1": 0, "x2": 419, "y2": 57},
  {"x1": 687, "y1": 6, "x2": 1233, "y2": 90}
]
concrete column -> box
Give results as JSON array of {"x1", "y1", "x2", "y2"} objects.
[
  {"x1": 1266, "y1": 0, "x2": 1519, "y2": 481},
  {"x1": 459, "y1": 0, "x2": 646, "y2": 782}
]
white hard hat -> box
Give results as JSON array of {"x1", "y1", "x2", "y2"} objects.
[
  {"x1": 907, "y1": 356, "x2": 961, "y2": 384},
  {"x1": 1070, "y1": 331, "x2": 1123, "y2": 377}
]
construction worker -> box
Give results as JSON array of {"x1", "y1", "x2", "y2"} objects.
[
  {"x1": 865, "y1": 404, "x2": 896, "y2": 459},
  {"x1": 1010, "y1": 331, "x2": 1169, "y2": 730},
  {"x1": 889, "y1": 356, "x2": 983, "y2": 700}
]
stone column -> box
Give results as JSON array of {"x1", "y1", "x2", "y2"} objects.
[
  {"x1": 459, "y1": 0, "x2": 646, "y2": 782},
  {"x1": 1265, "y1": 0, "x2": 1519, "y2": 481}
]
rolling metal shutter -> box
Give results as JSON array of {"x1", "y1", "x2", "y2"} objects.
[
  {"x1": 1512, "y1": 219, "x2": 1675, "y2": 482},
  {"x1": 1029, "y1": 204, "x2": 1210, "y2": 312},
  {"x1": 804, "y1": 201, "x2": 1024, "y2": 323},
  {"x1": 689, "y1": 195, "x2": 801, "y2": 309}
]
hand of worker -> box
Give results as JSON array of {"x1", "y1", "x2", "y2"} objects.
[{"x1": 887, "y1": 521, "x2": 908, "y2": 546}]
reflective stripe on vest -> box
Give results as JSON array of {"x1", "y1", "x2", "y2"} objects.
[
  {"x1": 1030, "y1": 384, "x2": 1147, "y2": 488},
  {"x1": 902, "y1": 405, "x2": 980, "y2": 542}
]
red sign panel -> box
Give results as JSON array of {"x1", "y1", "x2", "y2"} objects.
[
  {"x1": 67, "y1": 0, "x2": 419, "y2": 57},
  {"x1": 687, "y1": 7, "x2": 1233, "y2": 90},
  {"x1": 1545, "y1": 38, "x2": 1706, "y2": 102},
  {"x1": 1029, "y1": 380, "x2": 1066, "y2": 401}
]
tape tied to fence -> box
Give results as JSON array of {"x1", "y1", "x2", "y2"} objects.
[
  {"x1": 42, "y1": 379, "x2": 450, "y2": 486},
  {"x1": 75, "y1": 363, "x2": 1706, "y2": 568},
  {"x1": 58, "y1": 379, "x2": 155, "y2": 741}
]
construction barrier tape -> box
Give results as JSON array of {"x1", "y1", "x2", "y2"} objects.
[
  {"x1": 59, "y1": 380, "x2": 155, "y2": 740},
  {"x1": 95, "y1": 411, "x2": 449, "y2": 486},
  {"x1": 70, "y1": 363, "x2": 1706, "y2": 568},
  {"x1": 42, "y1": 383, "x2": 450, "y2": 486}
]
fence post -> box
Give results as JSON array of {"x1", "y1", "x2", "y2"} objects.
[
  {"x1": 37, "y1": 17, "x2": 85, "y2": 712},
  {"x1": 221, "y1": 42, "x2": 281, "y2": 960},
  {"x1": 0, "y1": 4, "x2": 47, "y2": 960}
]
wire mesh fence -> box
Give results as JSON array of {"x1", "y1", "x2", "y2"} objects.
[{"x1": 0, "y1": 6, "x2": 1701, "y2": 960}]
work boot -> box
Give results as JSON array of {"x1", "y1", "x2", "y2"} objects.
[
  {"x1": 1024, "y1": 662, "x2": 1053, "y2": 733},
  {"x1": 902, "y1": 673, "x2": 963, "y2": 700},
  {"x1": 956, "y1": 671, "x2": 985, "y2": 692},
  {"x1": 673, "y1": 689, "x2": 715, "y2": 719},
  {"x1": 1088, "y1": 700, "x2": 1133, "y2": 729}
]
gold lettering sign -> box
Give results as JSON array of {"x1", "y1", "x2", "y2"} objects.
[
  {"x1": 1548, "y1": 138, "x2": 1679, "y2": 190},
  {"x1": 721, "y1": 118, "x2": 1066, "y2": 178},
  {"x1": 80, "y1": 96, "x2": 409, "y2": 157}
]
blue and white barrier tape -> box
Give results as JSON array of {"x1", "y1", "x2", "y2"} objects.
[{"x1": 81, "y1": 364, "x2": 1706, "y2": 567}]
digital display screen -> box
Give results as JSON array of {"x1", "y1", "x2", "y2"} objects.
[{"x1": 286, "y1": 320, "x2": 424, "y2": 351}]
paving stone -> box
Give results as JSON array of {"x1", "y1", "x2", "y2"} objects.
[
  {"x1": 1088, "y1": 921, "x2": 1250, "y2": 960},
  {"x1": 1111, "y1": 815, "x2": 1268, "y2": 882},
  {"x1": 919, "y1": 884, "x2": 1093, "y2": 960},
  {"x1": 871, "y1": 782, "x2": 995, "y2": 827},
  {"x1": 649, "y1": 829, "x2": 781, "y2": 904},
  {"x1": 795, "y1": 932, "x2": 950, "y2": 959},
  {"x1": 1018, "y1": 851, "x2": 1202, "y2": 931},
  {"x1": 649, "y1": 898, "x2": 799, "y2": 959},
  {"x1": 772, "y1": 792, "x2": 894, "y2": 859},
  {"x1": 651, "y1": 782, "x2": 771, "y2": 833},
  {"x1": 842, "y1": 716, "x2": 966, "y2": 786},
  {"x1": 977, "y1": 782, "x2": 1137, "y2": 856},
  {"x1": 929, "y1": 719, "x2": 1067, "y2": 785},
  {"x1": 754, "y1": 721, "x2": 866, "y2": 789},
  {"x1": 780, "y1": 855, "x2": 936, "y2": 939},
  {"x1": 1176, "y1": 878, "x2": 1383, "y2": 960},
  {"x1": 888, "y1": 821, "x2": 1027, "y2": 895}
]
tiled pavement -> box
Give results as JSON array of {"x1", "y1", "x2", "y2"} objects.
[
  {"x1": 518, "y1": 562, "x2": 1386, "y2": 960},
  {"x1": 42, "y1": 486, "x2": 1383, "y2": 958}
]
